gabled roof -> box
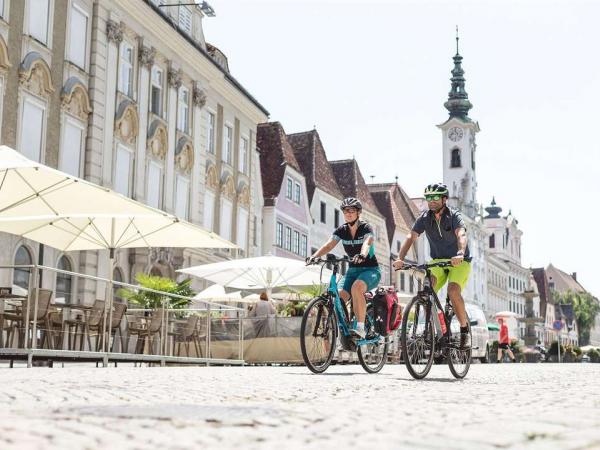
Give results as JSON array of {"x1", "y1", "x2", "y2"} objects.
[
  {"x1": 546, "y1": 264, "x2": 586, "y2": 294},
  {"x1": 368, "y1": 183, "x2": 417, "y2": 247},
  {"x1": 256, "y1": 122, "x2": 302, "y2": 205},
  {"x1": 286, "y1": 130, "x2": 344, "y2": 202},
  {"x1": 532, "y1": 267, "x2": 551, "y2": 306},
  {"x1": 329, "y1": 159, "x2": 381, "y2": 217}
]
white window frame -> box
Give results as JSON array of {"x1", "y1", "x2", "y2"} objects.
[
  {"x1": 301, "y1": 234, "x2": 307, "y2": 258},
  {"x1": 27, "y1": 0, "x2": 51, "y2": 46},
  {"x1": 222, "y1": 124, "x2": 233, "y2": 164},
  {"x1": 237, "y1": 207, "x2": 249, "y2": 250},
  {"x1": 177, "y1": 86, "x2": 190, "y2": 133},
  {"x1": 59, "y1": 117, "x2": 85, "y2": 177},
  {"x1": 146, "y1": 160, "x2": 163, "y2": 209},
  {"x1": 286, "y1": 177, "x2": 293, "y2": 200},
  {"x1": 285, "y1": 226, "x2": 292, "y2": 251},
  {"x1": 113, "y1": 144, "x2": 134, "y2": 196},
  {"x1": 206, "y1": 110, "x2": 215, "y2": 154},
  {"x1": 178, "y1": 5, "x2": 192, "y2": 35},
  {"x1": 294, "y1": 182, "x2": 301, "y2": 204},
  {"x1": 203, "y1": 190, "x2": 215, "y2": 231},
  {"x1": 0, "y1": 0, "x2": 5, "y2": 19},
  {"x1": 118, "y1": 41, "x2": 134, "y2": 98},
  {"x1": 239, "y1": 136, "x2": 249, "y2": 174},
  {"x1": 175, "y1": 175, "x2": 190, "y2": 220},
  {"x1": 150, "y1": 66, "x2": 164, "y2": 117},
  {"x1": 220, "y1": 198, "x2": 233, "y2": 241},
  {"x1": 293, "y1": 230, "x2": 300, "y2": 254},
  {"x1": 67, "y1": 3, "x2": 89, "y2": 69},
  {"x1": 18, "y1": 94, "x2": 47, "y2": 163},
  {"x1": 275, "y1": 222, "x2": 283, "y2": 247}
]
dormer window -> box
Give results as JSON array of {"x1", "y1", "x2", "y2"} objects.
[
  {"x1": 178, "y1": 5, "x2": 192, "y2": 35},
  {"x1": 450, "y1": 148, "x2": 461, "y2": 168}
]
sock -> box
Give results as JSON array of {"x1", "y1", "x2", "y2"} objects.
[
  {"x1": 356, "y1": 322, "x2": 365, "y2": 331},
  {"x1": 460, "y1": 326, "x2": 468, "y2": 334}
]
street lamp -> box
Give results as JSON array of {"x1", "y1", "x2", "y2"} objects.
[{"x1": 158, "y1": 1, "x2": 216, "y2": 17}]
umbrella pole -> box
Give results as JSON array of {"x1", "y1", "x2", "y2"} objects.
[
  {"x1": 103, "y1": 248, "x2": 115, "y2": 367},
  {"x1": 24, "y1": 263, "x2": 38, "y2": 368}
]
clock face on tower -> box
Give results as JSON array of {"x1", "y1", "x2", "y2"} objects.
[{"x1": 448, "y1": 127, "x2": 464, "y2": 142}]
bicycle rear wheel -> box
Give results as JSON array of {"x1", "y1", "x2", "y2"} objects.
[
  {"x1": 401, "y1": 296, "x2": 435, "y2": 379},
  {"x1": 447, "y1": 313, "x2": 472, "y2": 379},
  {"x1": 300, "y1": 296, "x2": 338, "y2": 373},
  {"x1": 357, "y1": 304, "x2": 388, "y2": 373}
]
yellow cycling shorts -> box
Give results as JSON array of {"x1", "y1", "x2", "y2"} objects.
[{"x1": 429, "y1": 259, "x2": 471, "y2": 293}]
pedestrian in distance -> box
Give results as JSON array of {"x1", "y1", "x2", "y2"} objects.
[{"x1": 497, "y1": 317, "x2": 516, "y2": 363}]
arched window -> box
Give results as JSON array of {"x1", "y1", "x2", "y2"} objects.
[
  {"x1": 13, "y1": 246, "x2": 33, "y2": 290},
  {"x1": 450, "y1": 148, "x2": 461, "y2": 168},
  {"x1": 113, "y1": 267, "x2": 124, "y2": 302},
  {"x1": 150, "y1": 266, "x2": 163, "y2": 277},
  {"x1": 489, "y1": 234, "x2": 495, "y2": 249},
  {"x1": 56, "y1": 256, "x2": 73, "y2": 304}
]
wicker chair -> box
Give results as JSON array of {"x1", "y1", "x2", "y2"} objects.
[
  {"x1": 3, "y1": 289, "x2": 54, "y2": 349},
  {"x1": 168, "y1": 315, "x2": 202, "y2": 357},
  {"x1": 129, "y1": 308, "x2": 164, "y2": 354}
]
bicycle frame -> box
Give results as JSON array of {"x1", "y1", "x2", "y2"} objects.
[{"x1": 323, "y1": 259, "x2": 381, "y2": 347}]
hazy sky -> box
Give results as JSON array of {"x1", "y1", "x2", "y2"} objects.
[{"x1": 204, "y1": 0, "x2": 600, "y2": 296}]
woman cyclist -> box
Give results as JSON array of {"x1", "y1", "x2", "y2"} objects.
[{"x1": 306, "y1": 197, "x2": 381, "y2": 339}]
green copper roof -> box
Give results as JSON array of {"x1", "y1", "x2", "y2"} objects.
[{"x1": 444, "y1": 31, "x2": 473, "y2": 120}]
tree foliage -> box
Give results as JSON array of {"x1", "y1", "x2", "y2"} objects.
[
  {"x1": 117, "y1": 273, "x2": 195, "y2": 309},
  {"x1": 552, "y1": 290, "x2": 600, "y2": 346}
]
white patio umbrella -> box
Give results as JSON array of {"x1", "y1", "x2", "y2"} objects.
[
  {"x1": 178, "y1": 255, "x2": 331, "y2": 297},
  {"x1": 192, "y1": 284, "x2": 246, "y2": 304},
  {"x1": 0, "y1": 146, "x2": 236, "y2": 355}
]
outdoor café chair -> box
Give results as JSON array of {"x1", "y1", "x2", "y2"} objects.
[
  {"x1": 3, "y1": 289, "x2": 54, "y2": 349},
  {"x1": 129, "y1": 308, "x2": 164, "y2": 354},
  {"x1": 168, "y1": 314, "x2": 201, "y2": 357}
]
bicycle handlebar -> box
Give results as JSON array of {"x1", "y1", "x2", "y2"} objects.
[
  {"x1": 305, "y1": 255, "x2": 349, "y2": 266},
  {"x1": 394, "y1": 261, "x2": 454, "y2": 271}
]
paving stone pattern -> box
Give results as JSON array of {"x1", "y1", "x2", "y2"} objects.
[{"x1": 0, "y1": 364, "x2": 599, "y2": 449}]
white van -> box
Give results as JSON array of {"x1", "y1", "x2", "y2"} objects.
[{"x1": 466, "y1": 303, "x2": 491, "y2": 363}]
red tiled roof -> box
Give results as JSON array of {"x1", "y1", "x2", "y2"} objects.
[
  {"x1": 329, "y1": 159, "x2": 381, "y2": 217},
  {"x1": 546, "y1": 264, "x2": 586, "y2": 294},
  {"x1": 256, "y1": 122, "x2": 302, "y2": 201},
  {"x1": 532, "y1": 267, "x2": 550, "y2": 318},
  {"x1": 368, "y1": 183, "x2": 415, "y2": 247},
  {"x1": 287, "y1": 130, "x2": 344, "y2": 202}
]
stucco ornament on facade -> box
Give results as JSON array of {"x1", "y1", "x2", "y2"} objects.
[
  {"x1": 138, "y1": 45, "x2": 156, "y2": 68},
  {"x1": 220, "y1": 173, "x2": 236, "y2": 200},
  {"x1": 114, "y1": 100, "x2": 139, "y2": 145},
  {"x1": 19, "y1": 53, "x2": 54, "y2": 99},
  {"x1": 0, "y1": 36, "x2": 12, "y2": 71},
  {"x1": 147, "y1": 119, "x2": 168, "y2": 160},
  {"x1": 106, "y1": 20, "x2": 124, "y2": 44},
  {"x1": 61, "y1": 78, "x2": 92, "y2": 121},
  {"x1": 192, "y1": 85, "x2": 207, "y2": 108},
  {"x1": 237, "y1": 182, "x2": 250, "y2": 208},
  {"x1": 206, "y1": 164, "x2": 218, "y2": 190},
  {"x1": 175, "y1": 137, "x2": 194, "y2": 174},
  {"x1": 167, "y1": 67, "x2": 183, "y2": 90}
]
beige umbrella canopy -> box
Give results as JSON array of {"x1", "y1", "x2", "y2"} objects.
[{"x1": 0, "y1": 146, "x2": 236, "y2": 354}]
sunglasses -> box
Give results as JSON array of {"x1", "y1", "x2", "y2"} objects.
[
  {"x1": 342, "y1": 208, "x2": 358, "y2": 214},
  {"x1": 425, "y1": 195, "x2": 442, "y2": 201}
]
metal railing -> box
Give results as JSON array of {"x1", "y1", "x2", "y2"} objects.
[{"x1": 0, "y1": 264, "x2": 245, "y2": 367}]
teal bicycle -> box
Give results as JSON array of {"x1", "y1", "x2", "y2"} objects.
[{"x1": 300, "y1": 255, "x2": 388, "y2": 374}]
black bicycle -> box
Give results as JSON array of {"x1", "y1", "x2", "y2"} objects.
[{"x1": 397, "y1": 261, "x2": 474, "y2": 379}]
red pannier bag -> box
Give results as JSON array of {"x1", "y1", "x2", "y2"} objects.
[{"x1": 372, "y1": 286, "x2": 402, "y2": 336}]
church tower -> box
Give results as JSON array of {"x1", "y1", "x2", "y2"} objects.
[{"x1": 437, "y1": 30, "x2": 480, "y2": 219}]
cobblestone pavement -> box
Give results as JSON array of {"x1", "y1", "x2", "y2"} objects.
[{"x1": 0, "y1": 363, "x2": 599, "y2": 449}]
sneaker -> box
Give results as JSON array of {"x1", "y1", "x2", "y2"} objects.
[
  {"x1": 459, "y1": 332, "x2": 471, "y2": 350},
  {"x1": 351, "y1": 327, "x2": 366, "y2": 340}
]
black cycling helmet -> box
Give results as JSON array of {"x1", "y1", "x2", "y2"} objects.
[
  {"x1": 424, "y1": 183, "x2": 449, "y2": 197},
  {"x1": 340, "y1": 197, "x2": 362, "y2": 211}
]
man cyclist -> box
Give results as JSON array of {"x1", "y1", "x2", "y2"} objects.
[
  {"x1": 392, "y1": 183, "x2": 472, "y2": 349},
  {"x1": 307, "y1": 197, "x2": 381, "y2": 339}
]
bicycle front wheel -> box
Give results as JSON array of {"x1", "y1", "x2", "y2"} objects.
[
  {"x1": 357, "y1": 304, "x2": 388, "y2": 373},
  {"x1": 401, "y1": 296, "x2": 435, "y2": 379},
  {"x1": 300, "y1": 296, "x2": 338, "y2": 373},
  {"x1": 447, "y1": 313, "x2": 472, "y2": 379}
]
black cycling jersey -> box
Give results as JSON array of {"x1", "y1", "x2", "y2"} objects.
[{"x1": 332, "y1": 221, "x2": 378, "y2": 268}]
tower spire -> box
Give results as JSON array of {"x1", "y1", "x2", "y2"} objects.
[{"x1": 444, "y1": 27, "x2": 472, "y2": 120}]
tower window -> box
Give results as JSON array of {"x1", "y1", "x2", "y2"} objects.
[
  {"x1": 450, "y1": 148, "x2": 461, "y2": 168},
  {"x1": 489, "y1": 234, "x2": 495, "y2": 249}
]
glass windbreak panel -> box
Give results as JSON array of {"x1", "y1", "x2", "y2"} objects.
[
  {"x1": 56, "y1": 256, "x2": 73, "y2": 304},
  {"x1": 13, "y1": 246, "x2": 33, "y2": 290}
]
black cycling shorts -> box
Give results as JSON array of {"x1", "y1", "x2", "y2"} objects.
[{"x1": 499, "y1": 343, "x2": 510, "y2": 349}]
